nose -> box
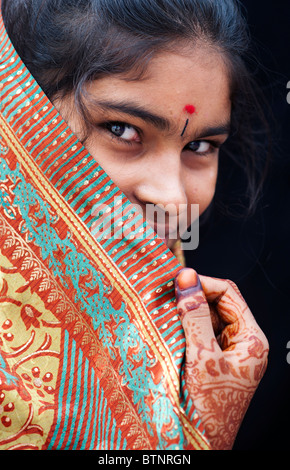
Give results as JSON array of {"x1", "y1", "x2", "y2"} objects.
[{"x1": 134, "y1": 150, "x2": 187, "y2": 218}]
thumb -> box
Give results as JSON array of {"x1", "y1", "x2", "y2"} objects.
[{"x1": 175, "y1": 268, "x2": 219, "y2": 359}]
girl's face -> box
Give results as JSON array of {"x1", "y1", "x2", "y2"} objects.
[{"x1": 55, "y1": 46, "x2": 231, "y2": 248}]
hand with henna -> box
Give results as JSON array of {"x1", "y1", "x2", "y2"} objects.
[{"x1": 175, "y1": 268, "x2": 269, "y2": 450}]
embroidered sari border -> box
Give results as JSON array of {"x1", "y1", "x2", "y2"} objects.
[
  {"x1": 0, "y1": 114, "x2": 209, "y2": 450},
  {"x1": 0, "y1": 9, "x2": 211, "y2": 450}
]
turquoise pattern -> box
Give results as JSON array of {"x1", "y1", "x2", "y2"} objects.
[
  {"x1": 47, "y1": 331, "x2": 126, "y2": 450},
  {"x1": 0, "y1": 155, "x2": 187, "y2": 449}
]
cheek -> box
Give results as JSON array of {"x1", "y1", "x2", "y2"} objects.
[
  {"x1": 102, "y1": 162, "x2": 138, "y2": 201},
  {"x1": 85, "y1": 139, "x2": 138, "y2": 197},
  {"x1": 186, "y1": 165, "x2": 218, "y2": 217}
]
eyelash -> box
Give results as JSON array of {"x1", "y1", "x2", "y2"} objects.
[
  {"x1": 184, "y1": 140, "x2": 220, "y2": 157},
  {"x1": 102, "y1": 121, "x2": 140, "y2": 146},
  {"x1": 101, "y1": 121, "x2": 221, "y2": 156}
]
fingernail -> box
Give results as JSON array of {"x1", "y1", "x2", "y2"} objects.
[{"x1": 175, "y1": 268, "x2": 202, "y2": 300}]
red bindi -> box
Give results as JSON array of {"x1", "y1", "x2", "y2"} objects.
[
  {"x1": 180, "y1": 104, "x2": 196, "y2": 137},
  {"x1": 184, "y1": 104, "x2": 196, "y2": 115}
]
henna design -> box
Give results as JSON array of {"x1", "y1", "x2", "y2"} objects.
[
  {"x1": 175, "y1": 271, "x2": 269, "y2": 450},
  {"x1": 247, "y1": 335, "x2": 267, "y2": 359},
  {"x1": 192, "y1": 385, "x2": 255, "y2": 450},
  {"x1": 184, "y1": 296, "x2": 207, "y2": 311},
  {"x1": 205, "y1": 359, "x2": 219, "y2": 377}
]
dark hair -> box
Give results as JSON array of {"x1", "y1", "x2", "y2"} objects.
[{"x1": 2, "y1": 0, "x2": 271, "y2": 216}]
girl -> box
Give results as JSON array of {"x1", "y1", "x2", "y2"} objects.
[{"x1": 0, "y1": 0, "x2": 268, "y2": 450}]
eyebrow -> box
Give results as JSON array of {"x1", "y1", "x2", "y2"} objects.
[
  {"x1": 93, "y1": 99, "x2": 231, "y2": 139},
  {"x1": 94, "y1": 99, "x2": 173, "y2": 132},
  {"x1": 196, "y1": 124, "x2": 231, "y2": 139}
]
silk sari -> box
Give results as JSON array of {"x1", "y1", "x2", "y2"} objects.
[{"x1": 0, "y1": 8, "x2": 210, "y2": 450}]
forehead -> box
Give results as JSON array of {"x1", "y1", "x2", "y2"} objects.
[{"x1": 87, "y1": 46, "x2": 232, "y2": 131}]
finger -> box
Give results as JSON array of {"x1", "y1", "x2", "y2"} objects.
[
  {"x1": 175, "y1": 268, "x2": 221, "y2": 359},
  {"x1": 199, "y1": 275, "x2": 255, "y2": 326},
  {"x1": 199, "y1": 275, "x2": 268, "y2": 355},
  {"x1": 175, "y1": 269, "x2": 223, "y2": 335}
]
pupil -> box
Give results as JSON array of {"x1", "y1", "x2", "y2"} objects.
[
  {"x1": 111, "y1": 124, "x2": 125, "y2": 137},
  {"x1": 188, "y1": 141, "x2": 199, "y2": 151}
]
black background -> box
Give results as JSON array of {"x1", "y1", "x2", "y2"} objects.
[{"x1": 185, "y1": 1, "x2": 290, "y2": 450}]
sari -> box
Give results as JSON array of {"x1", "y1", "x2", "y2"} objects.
[{"x1": 0, "y1": 8, "x2": 210, "y2": 450}]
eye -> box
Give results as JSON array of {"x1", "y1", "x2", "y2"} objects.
[
  {"x1": 186, "y1": 140, "x2": 211, "y2": 154},
  {"x1": 106, "y1": 122, "x2": 140, "y2": 143}
]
